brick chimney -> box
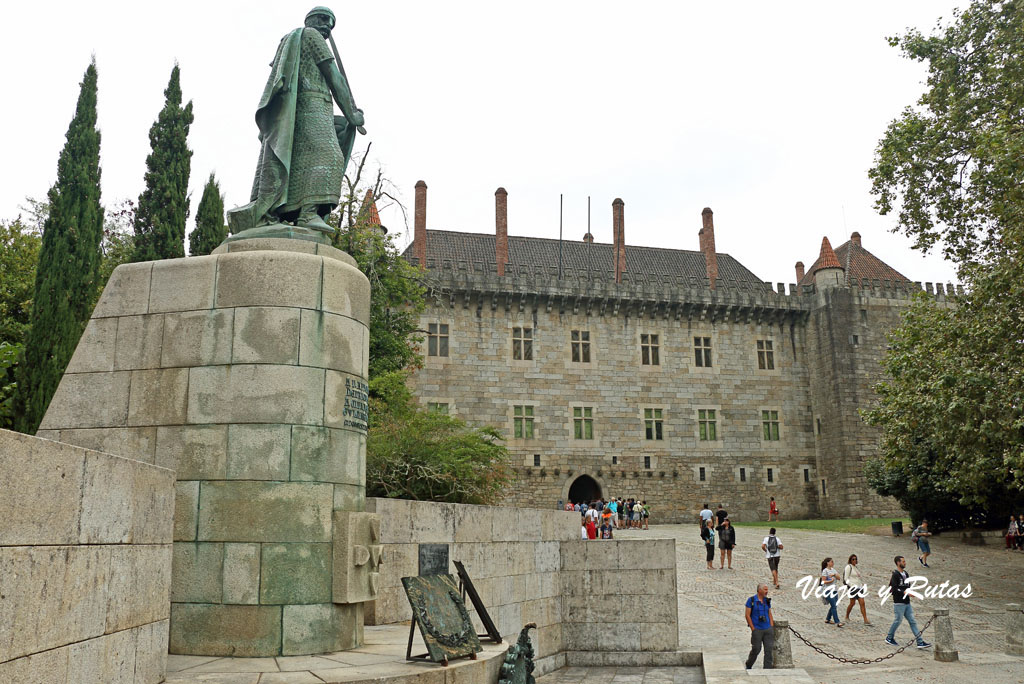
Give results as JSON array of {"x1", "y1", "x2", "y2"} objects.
[
  {"x1": 850, "y1": 231, "x2": 861, "y2": 247},
  {"x1": 583, "y1": 231, "x2": 594, "y2": 243},
  {"x1": 795, "y1": 261, "x2": 805, "y2": 282},
  {"x1": 612, "y1": 198, "x2": 625, "y2": 283},
  {"x1": 699, "y1": 207, "x2": 718, "y2": 288},
  {"x1": 495, "y1": 187, "x2": 508, "y2": 276},
  {"x1": 414, "y1": 180, "x2": 427, "y2": 268}
]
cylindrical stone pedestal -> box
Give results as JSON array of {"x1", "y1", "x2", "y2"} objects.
[
  {"x1": 1007, "y1": 603, "x2": 1024, "y2": 656},
  {"x1": 931, "y1": 608, "x2": 958, "y2": 662},
  {"x1": 772, "y1": 620, "x2": 793, "y2": 668},
  {"x1": 37, "y1": 238, "x2": 374, "y2": 656}
]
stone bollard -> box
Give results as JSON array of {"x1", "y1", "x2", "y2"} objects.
[
  {"x1": 932, "y1": 609, "x2": 958, "y2": 662},
  {"x1": 772, "y1": 620, "x2": 793, "y2": 668},
  {"x1": 1007, "y1": 603, "x2": 1024, "y2": 656}
]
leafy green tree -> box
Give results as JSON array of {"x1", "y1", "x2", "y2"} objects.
[
  {"x1": 14, "y1": 60, "x2": 104, "y2": 433},
  {"x1": 866, "y1": 1, "x2": 1024, "y2": 519},
  {"x1": 98, "y1": 199, "x2": 137, "y2": 303},
  {"x1": 189, "y1": 173, "x2": 226, "y2": 256},
  {"x1": 0, "y1": 219, "x2": 42, "y2": 345},
  {"x1": 366, "y1": 370, "x2": 512, "y2": 504},
  {"x1": 870, "y1": 1, "x2": 1024, "y2": 268},
  {"x1": 133, "y1": 64, "x2": 193, "y2": 262}
]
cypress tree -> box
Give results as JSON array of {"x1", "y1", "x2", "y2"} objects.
[
  {"x1": 133, "y1": 64, "x2": 193, "y2": 261},
  {"x1": 188, "y1": 172, "x2": 226, "y2": 256},
  {"x1": 14, "y1": 60, "x2": 104, "y2": 433}
]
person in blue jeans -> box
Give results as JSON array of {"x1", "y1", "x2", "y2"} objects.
[
  {"x1": 820, "y1": 557, "x2": 843, "y2": 627},
  {"x1": 885, "y1": 555, "x2": 931, "y2": 649}
]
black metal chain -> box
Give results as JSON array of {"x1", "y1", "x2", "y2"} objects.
[{"x1": 787, "y1": 614, "x2": 936, "y2": 665}]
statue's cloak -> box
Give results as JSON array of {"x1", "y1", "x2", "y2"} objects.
[{"x1": 227, "y1": 28, "x2": 303, "y2": 234}]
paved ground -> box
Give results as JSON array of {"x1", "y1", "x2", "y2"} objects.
[
  {"x1": 598, "y1": 524, "x2": 1024, "y2": 683},
  {"x1": 536, "y1": 665, "x2": 704, "y2": 683}
]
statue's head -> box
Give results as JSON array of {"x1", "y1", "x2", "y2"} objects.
[{"x1": 305, "y1": 6, "x2": 336, "y2": 37}]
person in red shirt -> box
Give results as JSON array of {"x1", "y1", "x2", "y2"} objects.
[{"x1": 768, "y1": 497, "x2": 779, "y2": 522}]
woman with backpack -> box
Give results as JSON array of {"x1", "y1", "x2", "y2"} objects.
[{"x1": 700, "y1": 519, "x2": 716, "y2": 570}]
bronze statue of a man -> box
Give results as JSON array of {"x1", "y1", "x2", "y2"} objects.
[{"x1": 228, "y1": 6, "x2": 364, "y2": 239}]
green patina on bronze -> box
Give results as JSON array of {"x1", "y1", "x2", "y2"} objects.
[
  {"x1": 227, "y1": 6, "x2": 365, "y2": 244},
  {"x1": 402, "y1": 574, "x2": 482, "y2": 663},
  {"x1": 498, "y1": 623, "x2": 538, "y2": 684}
]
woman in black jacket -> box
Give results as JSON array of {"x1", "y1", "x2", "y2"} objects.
[{"x1": 717, "y1": 518, "x2": 736, "y2": 569}]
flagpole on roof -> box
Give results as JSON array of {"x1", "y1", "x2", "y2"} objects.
[
  {"x1": 558, "y1": 193, "x2": 563, "y2": 280},
  {"x1": 587, "y1": 195, "x2": 591, "y2": 279}
]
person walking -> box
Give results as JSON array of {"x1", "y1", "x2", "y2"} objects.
[
  {"x1": 641, "y1": 501, "x2": 650, "y2": 530},
  {"x1": 761, "y1": 527, "x2": 783, "y2": 589},
  {"x1": 768, "y1": 496, "x2": 779, "y2": 522},
  {"x1": 885, "y1": 556, "x2": 931, "y2": 649},
  {"x1": 912, "y1": 520, "x2": 933, "y2": 567},
  {"x1": 1007, "y1": 516, "x2": 1019, "y2": 550},
  {"x1": 843, "y1": 554, "x2": 871, "y2": 625},
  {"x1": 820, "y1": 557, "x2": 843, "y2": 627},
  {"x1": 717, "y1": 518, "x2": 736, "y2": 569},
  {"x1": 701, "y1": 519, "x2": 716, "y2": 570},
  {"x1": 744, "y1": 583, "x2": 775, "y2": 670}
]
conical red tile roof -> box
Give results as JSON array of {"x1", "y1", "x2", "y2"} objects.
[
  {"x1": 359, "y1": 189, "x2": 381, "y2": 226},
  {"x1": 812, "y1": 237, "x2": 842, "y2": 273}
]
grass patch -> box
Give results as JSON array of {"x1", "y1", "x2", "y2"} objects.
[{"x1": 730, "y1": 518, "x2": 912, "y2": 535}]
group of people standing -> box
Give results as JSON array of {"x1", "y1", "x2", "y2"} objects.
[
  {"x1": 568, "y1": 497, "x2": 649, "y2": 540},
  {"x1": 698, "y1": 503, "x2": 737, "y2": 570},
  {"x1": 1006, "y1": 515, "x2": 1024, "y2": 550}
]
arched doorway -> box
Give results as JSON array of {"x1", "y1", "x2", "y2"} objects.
[{"x1": 568, "y1": 474, "x2": 602, "y2": 504}]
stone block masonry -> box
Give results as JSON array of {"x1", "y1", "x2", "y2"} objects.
[
  {"x1": 0, "y1": 429, "x2": 175, "y2": 684},
  {"x1": 36, "y1": 237, "x2": 374, "y2": 658}
]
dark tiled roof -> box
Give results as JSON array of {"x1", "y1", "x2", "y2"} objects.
[
  {"x1": 798, "y1": 235, "x2": 910, "y2": 286},
  {"x1": 405, "y1": 230, "x2": 772, "y2": 290}
]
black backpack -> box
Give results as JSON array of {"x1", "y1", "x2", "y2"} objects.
[{"x1": 766, "y1": 535, "x2": 779, "y2": 554}]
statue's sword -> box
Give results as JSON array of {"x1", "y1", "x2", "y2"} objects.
[{"x1": 328, "y1": 33, "x2": 367, "y2": 135}]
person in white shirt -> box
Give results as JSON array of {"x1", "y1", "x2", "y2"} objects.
[
  {"x1": 698, "y1": 503, "x2": 714, "y2": 527},
  {"x1": 761, "y1": 527, "x2": 783, "y2": 589},
  {"x1": 821, "y1": 557, "x2": 843, "y2": 627},
  {"x1": 585, "y1": 505, "x2": 600, "y2": 527},
  {"x1": 843, "y1": 554, "x2": 871, "y2": 625}
]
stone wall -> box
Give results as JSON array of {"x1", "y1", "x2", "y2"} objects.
[
  {"x1": 364, "y1": 498, "x2": 577, "y2": 660},
  {"x1": 409, "y1": 287, "x2": 820, "y2": 523},
  {"x1": 560, "y1": 538, "x2": 678, "y2": 654},
  {"x1": 0, "y1": 430, "x2": 174, "y2": 683}
]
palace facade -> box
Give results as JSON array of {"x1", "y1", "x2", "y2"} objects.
[{"x1": 399, "y1": 182, "x2": 956, "y2": 523}]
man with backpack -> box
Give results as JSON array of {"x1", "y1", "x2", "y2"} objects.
[
  {"x1": 912, "y1": 520, "x2": 933, "y2": 567},
  {"x1": 761, "y1": 527, "x2": 783, "y2": 589},
  {"x1": 744, "y1": 583, "x2": 775, "y2": 670}
]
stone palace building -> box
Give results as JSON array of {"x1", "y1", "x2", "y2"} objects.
[{"x1": 399, "y1": 182, "x2": 957, "y2": 523}]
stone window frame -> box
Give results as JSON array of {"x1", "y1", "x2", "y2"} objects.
[
  {"x1": 507, "y1": 400, "x2": 537, "y2": 443},
  {"x1": 423, "y1": 318, "x2": 452, "y2": 366},
  {"x1": 426, "y1": 401, "x2": 450, "y2": 415},
  {"x1": 694, "y1": 404, "x2": 723, "y2": 445},
  {"x1": 508, "y1": 320, "x2": 537, "y2": 368},
  {"x1": 641, "y1": 405, "x2": 667, "y2": 443},
  {"x1": 764, "y1": 464, "x2": 780, "y2": 486},
  {"x1": 692, "y1": 464, "x2": 711, "y2": 483},
  {"x1": 800, "y1": 464, "x2": 813, "y2": 484},
  {"x1": 569, "y1": 329, "x2": 593, "y2": 365},
  {"x1": 760, "y1": 407, "x2": 783, "y2": 443},
  {"x1": 568, "y1": 402, "x2": 597, "y2": 443},
  {"x1": 511, "y1": 325, "x2": 534, "y2": 361},
  {"x1": 755, "y1": 337, "x2": 780, "y2": 375},
  {"x1": 423, "y1": 396, "x2": 455, "y2": 415},
  {"x1": 639, "y1": 331, "x2": 662, "y2": 370},
  {"x1": 687, "y1": 330, "x2": 720, "y2": 375},
  {"x1": 734, "y1": 465, "x2": 751, "y2": 483}
]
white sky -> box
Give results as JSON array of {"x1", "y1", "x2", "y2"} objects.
[{"x1": 2, "y1": 0, "x2": 963, "y2": 286}]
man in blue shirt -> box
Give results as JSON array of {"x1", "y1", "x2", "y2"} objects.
[{"x1": 744, "y1": 583, "x2": 774, "y2": 669}]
